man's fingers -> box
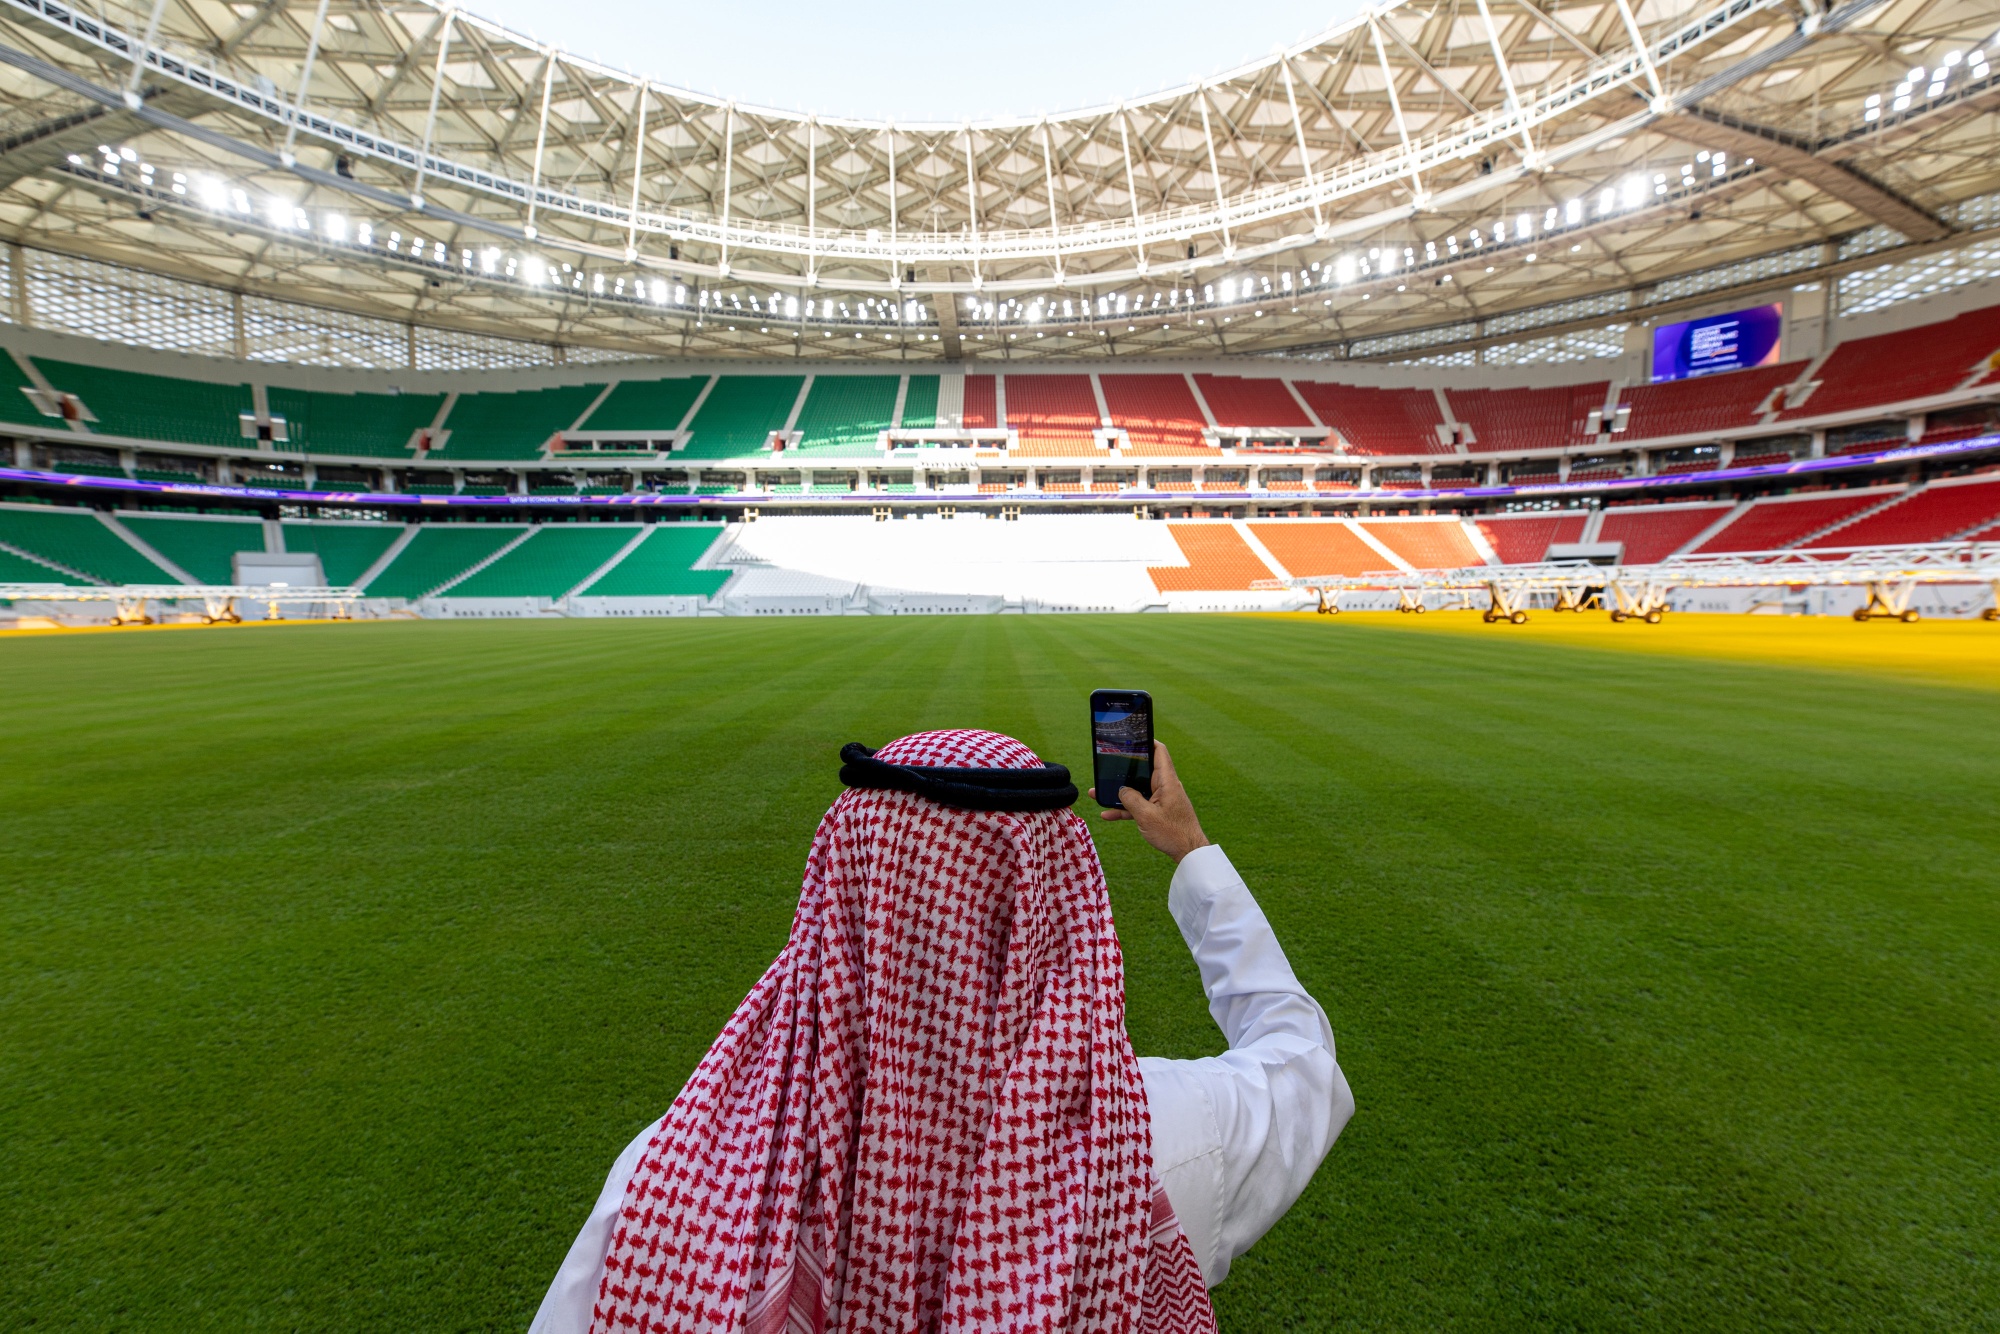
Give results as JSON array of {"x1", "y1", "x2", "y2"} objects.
[
  {"x1": 1098, "y1": 807, "x2": 1133, "y2": 821},
  {"x1": 1117, "y1": 784, "x2": 1152, "y2": 820},
  {"x1": 1153, "y1": 741, "x2": 1179, "y2": 789}
]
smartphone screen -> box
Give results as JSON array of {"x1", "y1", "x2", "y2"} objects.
[{"x1": 1091, "y1": 689, "x2": 1154, "y2": 807}]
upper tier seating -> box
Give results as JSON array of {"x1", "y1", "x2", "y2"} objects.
[
  {"x1": 1781, "y1": 304, "x2": 2000, "y2": 420},
  {"x1": 0, "y1": 504, "x2": 178, "y2": 583},
  {"x1": 1291, "y1": 382, "x2": 1448, "y2": 454},
  {"x1": 1476, "y1": 513, "x2": 1588, "y2": 564},
  {"x1": 431, "y1": 384, "x2": 605, "y2": 460},
  {"x1": 577, "y1": 526, "x2": 730, "y2": 597},
  {"x1": 1005, "y1": 375, "x2": 1102, "y2": 455},
  {"x1": 681, "y1": 376, "x2": 805, "y2": 458},
  {"x1": 1359, "y1": 520, "x2": 1483, "y2": 570},
  {"x1": 1802, "y1": 476, "x2": 2000, "y2": 547},
  {"x1": 280, "y1": 521, "x2": 403, "y2": 586},
  {"x1": 794, "y1": 376, "x2": 899, "y2": 455},
  {"x1": 1100, "y1": 375, "x2": 1211, "y2": 455},
  {"x1": 1147, "y1": 524, "x2": 1277, "y2": 592},
  {"x1": 267, "y1": 387, "x2": 445, "y2": 458},
  {"x1": 1618, "y1": 362, "x2": 1801, "y2": 441},
  {"x1": 1695, "y1": 492, "x2": 1897, "y2": 553},
  {"x1": 361, "y1": 525, "x2": 523, "y2": 598},
  {"x1": 1596, "y1": 502, "x2": 1733, "y2": 563},
  {"x1": 1247, "y1": 522, "x2": 1398, "y2": 577},
  {"x1": 578, "y1": 377, "x2": 707, "y2": 433},
  {"x1": 447, "y1": 524, "x2": 637, "y2": 597},
  {"x1": 1447, "y1": 383, "x2": 1606, "y2": 454},
  {"x1": 0, "y1": 355, "x2": 52, "y2": 426},
  {"x1": 39, "y1": 360, "x2": 250, "y2": 448},
  {"x1": 962, "y1": 375, "x2": 998, "y2": 430},
  {"x1": 900, "y1": 375, "x2": 940, "y2": 430},
  {"x1": 118, "y1": 514, "x2": 264, "y2": 583},
  {"x1": 1194, "y1": 374, "x2": 1312, "y2": 429}
]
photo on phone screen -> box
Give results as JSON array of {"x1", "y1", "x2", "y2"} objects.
[{"x1": 1090, "y1": 689, "x2": 1154, "y2": 807}]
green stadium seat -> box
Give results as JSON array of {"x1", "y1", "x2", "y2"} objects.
[
  {"x1": 680, "y1": 376, "x2": 803, "y2": 458},
  {"x1": 54, "y1": 460, "x2": 128, "y2": 478},
  {"x1": 0, "y1": 355, "x2": 54, "y2": 427},
  {"x1": 118, "y1": 514, "x2": 266, "y2": 584},
  {"x1": 37, "y1": 359, "x2": 251, "y2": 448},
  {"x1": 693, "y1": 485, "x2": 737, "y2": 496},
  {"x1": 900, "y1": 375, "x2": 939, "y2": 430},
  {"x1": 267, "y1": 387, "x2": 444, "y2": 458},
  {"x1": 460, "y1": 485, "x2": 510, "y2": 497},
  {"x1": 578, "y1": 486, "x2": 627, "y2": 497},
  {"x1": 0, "y1": 544, "x2": 89, "y2": 584},
  {"x1": 809, "y1": 483, "x2": 852, "y2": 494},
  {"x1": 430, "y1": 384, "x2": 605, "y2": 460},
  {"x1": 445, "y1": 524, "x2": 639, "y2": 597},
  {"x1": 0, "y1": 504, "x2": 179, "y2": 583},
  {"x1": 575, "y1": 526, "x2": 729, "y2": 596},
  {"x1": 531, "y1": 485, "x2": 579, "y2": 496},
  {"x1": 406, "y1": 483, "x2": 457, "y2": 495},
  {"x1": 361, "y1": 526, "x2": 525, "y2": 599},
  {"x1": 133, "y1": 468, "x2": 204, "y2": 484},
  {"x1": 578, "y1": 377, "x2": 707, "y2": 432},
  {"x1": 794, "y1": 376, "x2": 897, "y2": 455},
  {"x1": 768, "y1": 484, "x2": 804, "y2": 495},
  {"x1": 280, "y1": 521, "x2": 403, "y2": 586}
]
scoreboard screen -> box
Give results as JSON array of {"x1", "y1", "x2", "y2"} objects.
[{"x1": 1651, "y1": 303, "x2": 1783, "y2": 382}]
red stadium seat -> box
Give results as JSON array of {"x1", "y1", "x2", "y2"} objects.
[
  {"x1": 1802, "y1": 476, "x2": 2000, "y2": 547},
  {"x1": 1291, "y1": 382, "x2": 1449, "y2": 455},
  {"x1": 1597, "y1": 502, "x2": 1734, "y2": 563},
  {"x1": 1619, "y1": 362, "x2": 1801, "y2": 440},
  {"x1": 1476, "y1": 513, "x2": 1588, "y2": 564},
  {"x1": 1100, "y1": 374, "x2": 1213, "y2": 455},
  {"x1": 1446, "y1": 382, "x2": 1606, "y2": 454},
  {"x1": 1195, "y1": 375, "x2": 1313, "y2": 429},
  {"x1": 1780, "y1": 304, "x2": 2000, "y2": 420},
  {"x1": 1004, "y1": 374, "x2": 1101, "y2": 455},
  {"x1": 1695, "y1": 491, "x2": 1900, "y2": 552}
]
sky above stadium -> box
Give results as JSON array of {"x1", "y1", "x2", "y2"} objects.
[{"x1": 463, "y1": 0, "x2": 1368, "y2": 121}]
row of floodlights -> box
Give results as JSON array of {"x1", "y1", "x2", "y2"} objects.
[{"x1": 1863, "y1": 38, "x2": 1995, "y2": 121}]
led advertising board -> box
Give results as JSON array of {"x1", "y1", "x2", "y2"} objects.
[{"x1": 1651, "y1": 303, "x2": 1783, "y2": 382}]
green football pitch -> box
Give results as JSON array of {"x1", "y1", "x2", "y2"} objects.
[{"x1": 3, "y1": 616, "x2": 1995, "y2": 1330}]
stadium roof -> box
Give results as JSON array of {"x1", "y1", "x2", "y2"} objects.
[{"x1": 0, "y1": 0, "x2": 1995, "y2": 363}]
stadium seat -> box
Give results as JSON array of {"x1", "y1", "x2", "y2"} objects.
[
  {"x1": 0, "y1": 503, "x2": 181, "y2": 583},
  {"x1": 1446, "y1": 382, "x2": 1606, "y2": 453},
  {"x1": 1147, "y1": 524, "x2": 1278, "y2": 591},
  {"x1": 280, "y1": 521, "x2": 404, "y2": 585},
  {"x1": 794, "y1": 376, "x2": 899, "y2": 454},
  {"x1": 361, "y1": 525, "x2": 526, "y2": 599},
  {"x1": 1618, "y1": 362, "x2": 1801, "y2": 440},
  {"x1": 1802, "y1": 476, "x2": 2000, "y2": 547},
  {"x1": 1290, "y1": 382, "x2": 1448, "y2": 454},
  {"x1": 1358, "y1": 520, "x2": 1482, "y2": 570},
  {"x1": 445, "y1": 524, "x2": 638, "y2": 597},
  {"x1": 36, "y1": 360, "x2": 252, "y2": 449},
  {"x1": 575, "y1": 526, "x2": 729, "y2": 596},
  {"x1": 681, "y1": 376, "x2": 805, "y2": 458},
  {"x1": 900, "y1": 375, "x2": 940, "y2": 430},
  {"x1": 1476, "y1": 513, "x2": 1588, "y2": 564},
  {"x1": 118, "y1": 513, "x2": 266, "y2": 584},
  {"x1": 578, "y1": 377, "x2": 707, "y2": 433},
  {"x1": 1004, "y1": 375, "x2": 1102, "y2": 455},
  {"x1": 1781, "y1": 304, "x2": 2000, "y2": 420},
  {"x1": 1194, "y1": 374, "x2": 1312, "y2": 429},
  {"x1": 0, "y1": 355, "x2": 55, "y2": 426},
  {"x1": 1694, "y1": 491, "x2": 1898, "y2": 552},
  {"x1": 961, "y1": 375, "x2": 998, "y2": 430},
  {"x1": 267, "y1": 387, "x2": 445, "y2": 457},
  {"x1": 1100, "y1": 375, "x2": 1212, "y2": 455},
  {"x1": 431, "y1": 384, "x2": 605, "y2": 460},
  {"x1": 1596, "y1": 502, "x2": 1734, "y2": 562},
  {"x1": 1246, "y1": 521, "x2": 1398, "y2": 577}
]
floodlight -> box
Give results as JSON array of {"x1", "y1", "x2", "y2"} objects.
[
  {"x1": 67, "y1": 153, "x2": 83, "y2": 166},
  {"x1": 786, "y1": 296, "x2": 798, "y2": 317},
  {"x1": 481, "y1": 248, "x2": 499, "y2": 273},
  {"x1": 119, "y1": 146, "x2": 136, "y2": 162},
  {"x1": 1565, "y1": 199, "x2": 1582, "y2": 223},
  {"x1": 324, "y1": 212, "x2": 347, "y2": 241},
  {"x1": 654, "y1": 280, "x2": 669, "y2": 303},
  {"x1": 357, "y1": 222, "x2": 373, "y2": 245},
  {"x1": 1334, "y1": 255, "x2": 1355, "y2": 283},
  {"x1": 1516, "y1": 212, "x2": 1533, "y2": 235}
]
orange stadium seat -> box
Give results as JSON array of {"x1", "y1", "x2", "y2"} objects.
[
  {"x1": 1358, "y1": 519, "x2": 1482, "y2": 570},
  {"x1": 1147, "y1": 524, "x2": 1277, "y2": 591},
  {"x1": 1291, "y1": 382, "x2": 1449, "y2": 454},
  {"x1": 1247, "y1": 522, "x2": 1397, "y2": 577}
]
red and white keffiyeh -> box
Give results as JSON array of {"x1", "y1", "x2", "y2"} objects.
[{"x1": 591, "y1": 729, "x2": 1216, "y2": 1334}]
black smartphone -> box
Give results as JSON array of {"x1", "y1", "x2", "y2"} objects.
[{"x1": 1090, "y1": 688, "x2": 1154, "y2": 807}]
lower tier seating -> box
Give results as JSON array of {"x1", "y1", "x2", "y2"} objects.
[
  {"x1": 0, "y1": 504, "x2": 178, "y2": 583},
  {"x1": 1147, "y1": 525, "x2": 1277, "y2": 592},
  {"x1": 1695, "y1": 491, "x2": 1898, "y2": 552},
  {"x1": 1596, "y1": 502, "x2": 1733, "y2": 563},
  {"x1": 1247, "y1": 522, "x2": 1397, "y2": 577},
  {"x1": 1476, "y1": 513, "x2": 1588, "y2": 564},
  {"x1": 1358, "y1": 520, "x2": 1482, "y2": 570},
  {"x1": 280, "y1": 521, "x2": 404, "y2": 586},
  {"x1": 118, "y1": 514, "x2": 266, "y2": 584},
  {"x1": 361, "y1": 526, "x2": 523, "y2": 599},
  {"x1": 1803, "y1": 476, "x2": 2000, "y2": 547},
  {"x1": 446, "y1": 524, "x2": 637, "y2": 597},
  {"x1": 0, "y1": 543, "x2": 87, "y2": 582},
  {"x1": 576, "y1": 526, "x2": 730, "y2": 597}
]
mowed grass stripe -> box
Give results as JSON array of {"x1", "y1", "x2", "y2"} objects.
[{"x1": 1, "y1": 617, "x2": 1995, "y2": 1331}]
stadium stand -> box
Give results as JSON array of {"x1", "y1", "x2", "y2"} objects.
[
  {"x1": 361, "y1": 525, "x2": 523, "y2": 598},
  {"x1": 1618, "y1": 362, "x2": 1801, "y2": 440},
  {"x1": 576, "y1": 526, "x2": 730, "y2": 596},
  {"x1": 0, "y1": 504, "x2": 179, "y2": 583},
  {"x1": 1291, "y1": 382, "x2": 1448, "y2": 454},
  {"x1": 1100, "y1": 375, "x2": 1212, "y2": 454},
  {"x1": 1247, "y1": 521, "x2": 1396, "y2": 576},
  {"x1": 962, "y1": 375, "x2": 998, "y2": 430},
  {"x1": 1194, "y1": 374, "x2": 1312, "y2": 429},
  {"x1": 1802, "y1": 475, "x2": 2000, "y2": 547},
  {"x1": 1694, "y1": 491, "x2": 1900, "y2": 552},
  {"x1": 1446, "y1": 383, "x2": 1605, "y2": 453},
  {"x1": 267, "y1": 387, "x2": 445, "y2": 458},
  {"x1": 577, "y1": 377, "x2": 707, "y2": 433},
  {"x1": 430, "y1": 384, "x2": 605, "y2": 460},
  {"x1": 1781, "y1": 304, "x2": 2000, "y2": 420},
  {"x1": 0, "y1": 355, "x2": 52, "y2": 426},
  {"x1": 681, "y1": 376, "x2": 805, "y2": 458},
  {"x1": 1359, "y1": 519, "x2": 1482, "y2": 570},
  {"x1": 1147, "y1": 524, "x2": 1276, "y2": 591},
  {"x1": 280, "y1": 521, "x2": 404, "y2": 585},
  {"x1": 117, "y1": 514, "x2": 264, "y2": 584},
  {"x1": 37, "y1": 360, "x2": 251, "y2": 448},
  {"x1": 0, "y1": 543, "x2": 86, "y2": 582},
  {"x1": 1476, "y1": 513, "x2": 1589, "y2": 564},
  {"x1": 901, "y1": 375, "x2": 940, "y2": 430},
  {"x1": 794, "y1": 376, "x2": 899, "y2": 454},
  {"x1": 445, "y1": 524, "x2": 637, "y2": 597},
  {"x1": 1005, "y1": 375, "x2": 1102, "y2": 455},
  {"x1": 1596, "y1": 502, "x2": 1733, "y2": 563}
]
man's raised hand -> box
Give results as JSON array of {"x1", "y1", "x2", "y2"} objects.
[{"x1": 1088, "y1": 741, "x2": 1210, "y2": 864}]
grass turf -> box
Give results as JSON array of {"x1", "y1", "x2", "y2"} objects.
[{"x1": 2, "y1": 616, "x2": 1996, "y2": 1330}]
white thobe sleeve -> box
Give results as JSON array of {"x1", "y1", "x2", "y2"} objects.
[{"x1": 1138, "y1": 843, "x2": 1352, "y2": 1288}]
